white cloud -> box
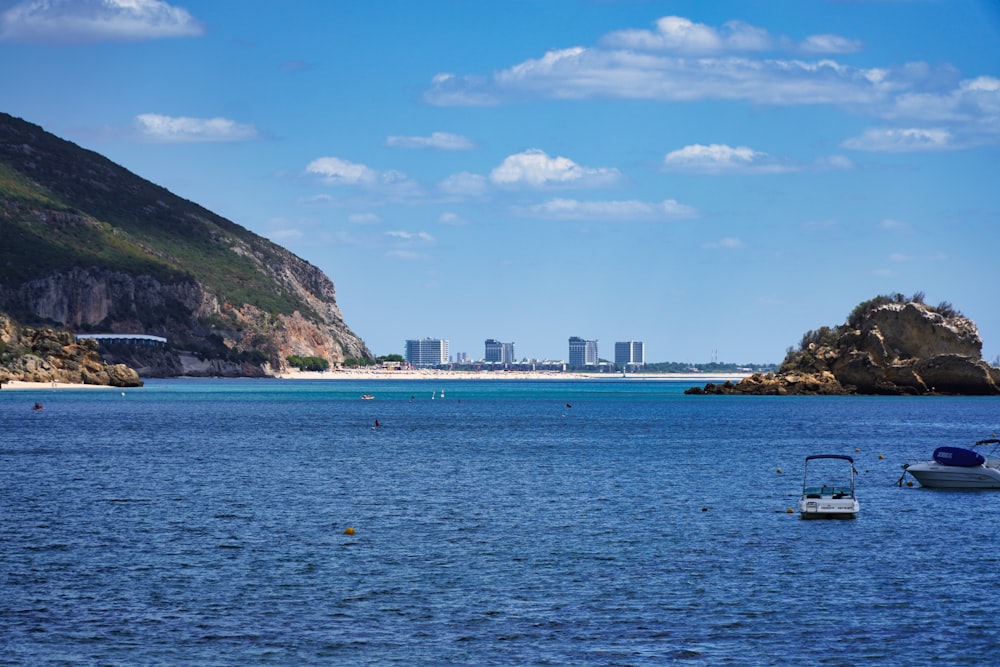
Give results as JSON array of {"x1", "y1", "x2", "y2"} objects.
[
  {"x1": 306, "y1": 156, "x2": 422, "y2": 196},
  {"x1": 800, "y1": 34, "x2": 862, "y2": 55},
  {"x1": 841, "y1": 127, "x2": 954, "y2": 152},
  {"x1": 385, "y1": 230, "x2": 435, "y2": 243},
  {"x1": 703, "y1": 237, "x2": 746, "y2": 250},
  {"x1": 663, "y1": 143, "x2": 794, "y2": 174},
  {"x1": 490, "y1": 149, "x2": 620, "y2": 188},
  {"x1": 438, "y1": 212, "x2": 466, "y2": 226},
  {"x1": 426, "y1": 45, "x2": 891, "y2": 108},
  {"x1": 420, "y1": 15, "x2": 999, "y2": 150},
  {"x1": 815, "y1": 154, "x2": 854, "y2": 170},
  {"x1": 517, "y1": 198, "x2": 696, "y2": 221},
  {"x1": 385, "y1": 131, "x2": 475, "y2": 150},
  {"x1": 439, "y1": 171, "x2": 490, "y2": 197},
  {"x1": 602, "y1": 16, "x2": 775, "y2": 54},
  {"x1": 348, "y1": 213, "x2": 380, "y2": 225},
  {"x1": 135, "y1": 114, "x2": 260, "y2": 142},
  {"x1": 0, "y1": 0, "x2": 203, "y2": 43}
]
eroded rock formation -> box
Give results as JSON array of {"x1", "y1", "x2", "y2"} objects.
[
  {"x1": 0, "y1": 313, "x2": 142, "y2": 386},
  {"x1": 686, "y1": 297, "x2": 1000, "y2": 396}
]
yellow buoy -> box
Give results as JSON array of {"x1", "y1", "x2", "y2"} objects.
[
  {"x1": 786, "y1": 508, "x2": 794, "y2": 514},
  {"x1": 878, "y1": 454, "x2": 884, "y2": 460},
  {"x1": 906, "y1": 481, "x2": 914, "y2": 487},
  {"x1": 343, "y1": 527, "x2": 355, "y2": 535},
  {"x1": 776, "y1": 467, "x2": 782, "y2": 474}
]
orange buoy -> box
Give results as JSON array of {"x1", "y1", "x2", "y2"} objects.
[{"x1": 343, "y1": 527, "x2": 355, "y2": 535}]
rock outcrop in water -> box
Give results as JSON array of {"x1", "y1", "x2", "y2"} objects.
[
  {"x1": 686, "y1": 294, "x2": 1000, "y2": 396},
  {"x1": 0, "y1": 312, "x2": 142, "y2": 386}
]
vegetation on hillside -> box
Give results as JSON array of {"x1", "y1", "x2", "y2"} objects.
[
  {"x1": 0, "y1": 113, "x2": 314, "y2": 320},
  {"x1": 781, "y1": 292, "x2": 964, "y2": 372}
]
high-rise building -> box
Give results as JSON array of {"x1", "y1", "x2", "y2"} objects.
[
  {"x1": 484, "y1": 339, "x2": 515, "y2": 364},
  {"x1": 568, "y1": 336, "x2": 598, "y2": 368},
  {"x1": 615, "y1": 341, "x2": 645, "y2": 366},
  {"x1": 405, "y1": 338, "x2": 449, "y2": 367}
]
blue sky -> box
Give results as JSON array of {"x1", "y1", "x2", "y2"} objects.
[{"x1": 2, "y1": 0, "x2": 999, "y2": 364}]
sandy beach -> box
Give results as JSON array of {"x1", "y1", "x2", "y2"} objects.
[
  {"x1": 0, "y1": 370, "x2": 751, "y2": 389},
  {"x1": 275, "y1": 368, "x2": 750, "y2": 382},
  {"x1": 0, "y1": 380, "x2": 124, "y2": 391}
]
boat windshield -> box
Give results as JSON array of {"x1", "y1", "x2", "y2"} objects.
[
  {"x1": 803, "y1": 485, "x2": 854, "y2": 498},
  {"x1": 802, "y1": 455, "x2": 855, "y2": 496},
  {"x1": 975, "y1": 438, "x2": 1000, "y2": 457}
]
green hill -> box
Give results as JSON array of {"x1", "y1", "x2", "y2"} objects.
[{"x1": 0, "y1": 112, "x2": 371, "y2": 376}]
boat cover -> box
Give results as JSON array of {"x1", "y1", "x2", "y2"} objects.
[{"x1": 932, "y1": 446, "x2": 985, "y2": 467}]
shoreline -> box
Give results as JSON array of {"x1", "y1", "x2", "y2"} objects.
[
  {"x1": 0, "y1": 380, "x2": 124, "y2": 391},
  {"x1": 274, "y1": 369, "x2": 751, "y2": 382},
  {"x1": 0, "y1": 370, "x2": 752, "y2": 389}
]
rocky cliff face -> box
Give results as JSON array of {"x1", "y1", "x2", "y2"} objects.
[
  {"x1": 687, "y1": 297, "x2": 1000, "y2": 396},
  {"x1": 4, "y1": 263, "x2": 370, "y2": 377},
  {"x1": 0, "y1": 313, "x2": 142, "y2": 386},
  {"x1": 0, "y1": 112, "x2": 373, "y2": 377}
]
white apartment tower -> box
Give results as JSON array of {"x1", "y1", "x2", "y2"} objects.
[{"x1": 405, "y1": 338, "x2": 449, "y2": 367}]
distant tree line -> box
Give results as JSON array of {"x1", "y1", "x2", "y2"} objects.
[{"x1": 286, "y1": 355, "x2": 329, "y2": 372}]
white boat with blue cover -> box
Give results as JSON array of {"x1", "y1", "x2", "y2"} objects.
[
  {"x1": 902, "y1": 439, "x2": 1000, "y2": 489},
  {"x1": 798, "y1": 454, "x2": 859, "y2": 520}
]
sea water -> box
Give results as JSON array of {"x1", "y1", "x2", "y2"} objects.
[{"x1": 2, "y1": 378, "x2": 999, "y2": 665}]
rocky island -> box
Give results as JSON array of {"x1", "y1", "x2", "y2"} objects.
[{"x1": 686, "y1": 293, "x2": 1000, "y2": 396}]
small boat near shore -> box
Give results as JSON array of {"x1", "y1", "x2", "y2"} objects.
[
  {"x1": 360, "y1": 394, "x2": 375, "y2": 400},
  {"x1": 798, "y1": 454, "x2": 859, "y2": 520},
  {"x1": 900, "y1": 438, "x2": 1000, "y2": 489}
]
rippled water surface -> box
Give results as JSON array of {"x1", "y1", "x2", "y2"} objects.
[{"x1": 3, "y1": 378, "x2": 999, "y2": 665}]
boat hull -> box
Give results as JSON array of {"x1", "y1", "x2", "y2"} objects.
[
  {"x1": 905, "y1": 462, "x2": 1000, "y2": 489},
  {"x1": 798, "y1": 497, "x2": 859, "y2": 520}
]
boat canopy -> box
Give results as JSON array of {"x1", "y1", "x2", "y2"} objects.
[
  {"x1": 933, "y1": 446, "x2": 985, "y2": 467},
  {"x1": 805, "y1": 454, "x2": 854, "y2": 463}
]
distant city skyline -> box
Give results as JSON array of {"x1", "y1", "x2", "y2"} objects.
[{"x1": 4, "y1": 1, "x2": 997, "y2": 363}]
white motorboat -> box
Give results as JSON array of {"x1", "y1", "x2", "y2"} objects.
[
  {"x1": 798, "y1": 454, "x2": 860, "y2": 520},
  {"x1": 901, "y1": 438, "x2": 1000, "y2": 489}
]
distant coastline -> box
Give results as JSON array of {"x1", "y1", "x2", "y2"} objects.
[
  {"x1": 276, "y1": 369, "x2": 751, "y2": 382},
  {"x1": 0, "y1": 370, "x2": 751, "y2": 390}
]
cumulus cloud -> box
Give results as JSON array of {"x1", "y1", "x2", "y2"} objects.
[
  {"x1": 135, "y1": 114, "x2": 260, "y2": 142},
  {"x1": 426, "y1": 44, "x2": 892, "y2": 108},
  {"x1": 305, "y1": 156, "x2": 421, "y2": 196},
  {"x1": 517, "y1": 197, "x2": 696, "y2": 221},
  {"x1": 420, "y1": 14, "x2": 1000, "y2": 150},
  {"x1": 385, "y1": 131, "x2": 475, "y2": 150},
  {"x1": 490, "y1": 149, "x2": 620, "y2": 188},
  {"x1": 601, "y1": 16, "x2": 775, "y2": 54},
  {"x1": 663, "y1": 143, "x2": 794, "y2": 174},
  {"x1": 0, "y1": 0, "x2": 203, "y2": 43}
]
